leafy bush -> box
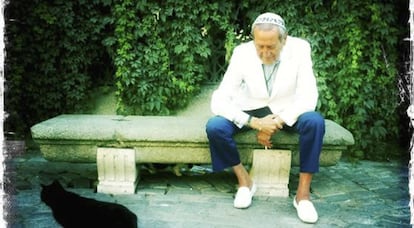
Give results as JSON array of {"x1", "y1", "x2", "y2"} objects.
[
  {"x1": 110, "y1": 0, "x2": 234, "y2": 115},
  {"x1": 5, "y1": 0, "x2": 114, "y2": 135},
  {"x1": 4, "y1": 0, "x2": 407, "y2": 160}
]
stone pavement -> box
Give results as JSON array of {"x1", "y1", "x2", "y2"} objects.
[{"x1": 2, "y1": 151, "x2": 411, "y2": 227}]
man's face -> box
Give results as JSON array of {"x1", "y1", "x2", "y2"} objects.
[{"x1": 253, "y1": 27, "x2": 285, "y2": 65}]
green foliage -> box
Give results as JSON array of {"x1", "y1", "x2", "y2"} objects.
[
  {"x1": 300, "y1": 1, "x2": 401, "y2": 160},
  {"x1": 5, "y1": 0, "x2": 114, "y2": 134},
  {"x1": 5, "y1": 0, "x2": 406, "y2": 160},
  {"x1": 110, "y1": 0, "x2": 233, "y2": 115}
]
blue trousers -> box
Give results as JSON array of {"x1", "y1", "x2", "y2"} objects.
[{"x1": 205, "y1": 111, "x2": 325, "y2": 173}]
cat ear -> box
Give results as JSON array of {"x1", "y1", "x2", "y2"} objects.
[{"x1": 52, "y1": 180, "x2": 64, "y2": 188}]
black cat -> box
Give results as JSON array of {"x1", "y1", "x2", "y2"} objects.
[{"x1": 41, "y1": 180, "x2": 138, "y2": 228}]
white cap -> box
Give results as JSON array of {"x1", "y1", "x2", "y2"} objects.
[{"x1": 252, "y1": 12, "x2": 286, "y2": 31}]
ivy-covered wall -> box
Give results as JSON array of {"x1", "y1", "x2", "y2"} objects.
[
  {"x1": 4, "y1": 0, "x2": 408, "y2": 160},
  {"x1": 109, "y1": 0, "x2": 234, "y2": 115},
  {"x1": 5, "y1": 0, "x2": 114, "y2": 134}
]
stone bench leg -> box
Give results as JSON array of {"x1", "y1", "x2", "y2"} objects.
[
  {"x1": 250, "y1": 149, "x2": 291, "y2": 197},
  {"x1": 96, "y1": 148, "x2": 138, "y2": 194}
]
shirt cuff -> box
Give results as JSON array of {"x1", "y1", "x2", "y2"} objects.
[
  {"x1": 278, "y1": 113, "x2": 296, "y2": 127},
  {"x1": 233, "y1": 112, "x2": 250, "y2": 128}
]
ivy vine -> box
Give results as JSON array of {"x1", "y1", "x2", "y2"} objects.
[{"x1": 5, "y1": 0, "x2": 407, "y2": 160}]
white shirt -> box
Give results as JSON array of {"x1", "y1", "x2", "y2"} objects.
[{"x1": 211, "y1": 36, "x2": 318, "y2": 127}]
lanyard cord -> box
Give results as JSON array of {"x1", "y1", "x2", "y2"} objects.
[{"x1": 262, "y1": 61, "x2": 280, "y2": 96}]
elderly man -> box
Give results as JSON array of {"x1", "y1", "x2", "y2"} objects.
[{"x1": 205, "y1": 12, "x2": 325, "y2": 224}]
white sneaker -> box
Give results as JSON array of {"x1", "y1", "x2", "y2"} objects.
[
  {"x1": 233, "y1": 183, "x2": 257, "y2": 209},
  {"x1": 293, "y1": 197, "x2": 318, "y2": 223}
]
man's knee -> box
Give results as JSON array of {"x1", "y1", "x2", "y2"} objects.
[
  {"x1": 297, "y1": 112, "x2": 325, "y2": 132},
  {"x1": 206, "y1": 116, "x2": 232, "y2": 138}
]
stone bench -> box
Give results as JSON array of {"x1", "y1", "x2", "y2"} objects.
[{"x1": 31, "y1": 87, "x2": 354, "y2": 197}]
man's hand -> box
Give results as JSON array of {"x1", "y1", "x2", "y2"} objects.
[
  {"x1": 250, "y1": 114, "x2": 285, "y2": 148},
  {"x1": 257, "y1": 130, "x2": 273, "y2": 148},
  {"x1": 249, "y1": 114, "x2": 284, "y2": 135}
]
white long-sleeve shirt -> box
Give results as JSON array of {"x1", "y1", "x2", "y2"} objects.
[{"x1": 211, "y1": 36, "x2": 318, "y2": 127}]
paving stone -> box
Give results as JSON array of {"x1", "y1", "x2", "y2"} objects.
[{"x1": 2, "y1": 153, "x2": 411, "y2": 227}]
